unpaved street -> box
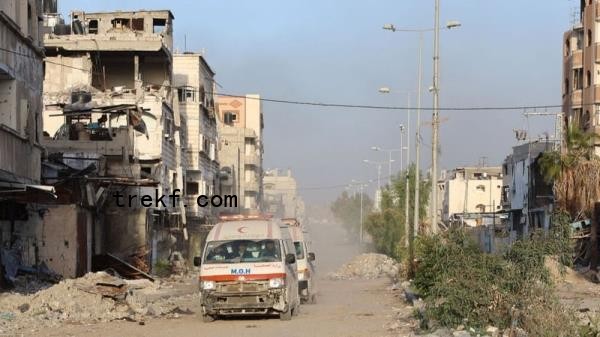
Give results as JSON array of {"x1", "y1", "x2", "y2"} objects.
[{"x1": 24, "y1": 222, "x2": 410, "y2": 337}]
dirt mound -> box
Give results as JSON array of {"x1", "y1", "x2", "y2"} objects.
[
  {"x1": 328, "y1": 253, "x2": 399, "y2": 280},
  {"x1": 544, "y1": 256, "x2": 587, "y2": 285}
]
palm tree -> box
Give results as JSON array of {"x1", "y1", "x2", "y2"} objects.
[{"x1": 539, "y1": 125, "x2": 598, "y2": 218}]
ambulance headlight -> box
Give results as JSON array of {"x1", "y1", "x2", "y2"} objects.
[
  {"x1": 201, "y1": 280, "x2": 216, "y2": 290},
  {"x1": 269, "y1": 278, "x2": 285, "y2": 288}
]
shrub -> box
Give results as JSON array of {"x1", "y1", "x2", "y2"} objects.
[{"x1": 413, "y1": 218, "x2": 579, "y2": 336}]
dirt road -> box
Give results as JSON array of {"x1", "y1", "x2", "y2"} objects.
[{"x1": 27, "y1": 222, "x2": 409, "y2": 337}]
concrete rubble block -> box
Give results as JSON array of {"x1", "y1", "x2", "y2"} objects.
[{"x1": 327, "y1": 253, "x2": 400, "y2": 281}]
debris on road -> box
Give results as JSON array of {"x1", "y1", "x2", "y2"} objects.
[
  {"x1": 0, "y1": 271, "x2": 197, "y2": 334},
  {"x1": 327, "y1": 253, "x2": 399, "y2": 280}
]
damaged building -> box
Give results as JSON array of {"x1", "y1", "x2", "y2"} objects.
[
  {"x1": 0, "y1": 0, "x2": 67, "y2": 285},
  {"x1": 40, "y1": 9, "x2": 187, "y2": 275}
]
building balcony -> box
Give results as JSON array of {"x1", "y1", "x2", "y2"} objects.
[
  {"x1": 0, "y1": 126, "x2": 42, "y2": 183},
  {"x1": 572, "y1": 89, "x2": 583, "y2": 106},
  {"x1": 245, "y1": 180, "x2": 259, "y2": 193},
  {"x1": 245, "y1": 154, "x2": 260, "y2": 167},
  {"x1": 244, "y1": 128, "x2": 257, "y2": 139},
  {"x1": 573, "y1": 49, "x2": 583, "y2": 67},
  {"x1": 43, "y1": 126, "x2": 136, "y2": 157}
]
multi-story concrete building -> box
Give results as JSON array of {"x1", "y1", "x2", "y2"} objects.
[
  {"x1": 263, "y1": 169, "x2": 305, "y2": 222},
  {"x1": 440, "y1": 166, "x2": 503, "y2": 227},
  {"x1": 0, "y1": 0, "x2": 44, "y2": 187},
  {"x1": 562, "y1": 1, "x2": 599, "y2": 144},
  {"x1": 501, "y1": 141, "x2": 554, "y2": 237},
  {"x1": 173, "y1": 53, "x2": 219, "y2": 223},
  {"x1": 0, "y1": 0, "x2": 54, "y2": 283},
  {"x1": 217, "y1": 95, "x2": 263, "y2": 212},
  {"x1": 173, "y1": 53, "x2": 220, "y2": 263},
  {"x1": 41, "y1": 9, "x2": 185, "y2": 271}
]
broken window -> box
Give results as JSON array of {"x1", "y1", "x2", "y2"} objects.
[
  {"x1": 88, "y1": 19, "x2": 98, "y2": 34},
  {"x1": 177, "y1": 87, "x2": 195, "y2": 103},
  {"x1": 153, "y1": 18, "x2": 166, "y2": 33},
  {"x1": 132, "y1": 18, "x2": 144, "y2": 31},
  {"x1": 224, "y1": 111, "x2": 237, "y2": 125},
  {"x1": 574, "y1": 68, "x2": 583, "y2": 90},
  {"x1": 476, "y1": 185, "x2": 486, "y2": 192},
  {"x1": 111, "y1": 18, "x2": 131, "y2": 30},
  {"x1": 476, "y1": 204, "x2": 486, "y2": 213},
  {"x1": 186, "y1": 182, "x2": 199, "y2": 195}
]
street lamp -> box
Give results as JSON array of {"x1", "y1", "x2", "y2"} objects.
[
  {"x1": 371, "y1": 146, "x2": 403, "y2": 185},
  {"x1": 363, "y1": 159, "x2": 390, "y2": 192},
  {"x1": 382, "y1": 18, "x2": 461, "y2": 234},
  {"x1": 349, "y1": 179, "x2": 370, "y2": 243}
]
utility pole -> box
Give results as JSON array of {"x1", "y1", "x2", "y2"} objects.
[
  {"x1": 360, "y1": 184, "x2": 364, "y2": 243},
  {"x1": 431, "y1": 0, "x2": 441, "y2": 233},
  {"x1": 413, "y1": 31, "x2": 424, "y2": 244},
  {"x1": 404, "y1": 94, "x2": 411, "y2": 248}
]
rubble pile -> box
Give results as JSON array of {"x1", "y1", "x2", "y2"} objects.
[
  {"x1": 0, "y1": 272, "x2": 197, "y2": 334},
  {"x1": 328, "y1": 253, "x2": 399, "y2": 280}
]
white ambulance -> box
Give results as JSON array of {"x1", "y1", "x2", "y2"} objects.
[
  {"x1": 283, "y1": 218, "x2": 317, "y2": 304},
  {"x1": 194, "y1": 215, "x2": 301, "y2": 321}
]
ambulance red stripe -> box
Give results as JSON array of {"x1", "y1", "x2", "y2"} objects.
[{"x1": 200, "y1": 273, "x2": 285, "y2": 281}]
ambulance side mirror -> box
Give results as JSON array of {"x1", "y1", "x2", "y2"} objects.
[
  {"x1": 308, "y1": 252, "x2": 316, "y2": 261},
  {"x1": 193, "y1": 256, "x2": 202, "y2": 266},
  {"x1": 285, "y1": 253, "x2": 296, "y2": 264}
]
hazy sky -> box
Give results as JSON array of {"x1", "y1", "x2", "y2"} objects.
[{"x1": 59, "y1": 0, "x2": 573, "y2": 204}]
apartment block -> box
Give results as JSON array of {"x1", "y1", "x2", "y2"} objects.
[
  {"x1": 563, "y1": 0, "x2": 600, "y2": 145},
  {"x1": 217, "y1": 95, "x2": 264, "y2": 212},
  {"x1": 0, "y1": 0, "x2": 54, "y2": 278},
  {"x1": 501, "y1": 141, "x2": 554, "y2": 238},
  {"x1": 263, "y1": 169, "x2": 305, "y2": 222},
  {"x1": 173, "y1": 53, "x2": 220, "y2": 222},
  {"x1": 440, "y1": 167, "x2": 503, "y2": 227},
  {"x1": 40, "y1": 9, "x2": 186, "y2": 272}
]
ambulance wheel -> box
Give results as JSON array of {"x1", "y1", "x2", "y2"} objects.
[
  {"x1": 279, "y1": 308, "x2": 292, "y2": 321},
  {"x1": 202, "y1": 314, "x2": 215, "y2": 323}
]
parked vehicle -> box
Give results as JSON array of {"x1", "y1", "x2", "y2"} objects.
[
  {"x1": 194, "y1": 214, "x2": 301, "y2": 321},
  {"x1": 283, "y1": 218, "x2": 317, "y2": 304}
]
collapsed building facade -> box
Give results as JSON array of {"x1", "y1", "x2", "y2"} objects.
[{"x1": 41, "y1": 10, "x2": 187, "y2": 275}]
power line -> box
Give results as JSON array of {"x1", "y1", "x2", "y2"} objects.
[{"x1": 2, "y1": 46, "x2": 569, "y2": 112}]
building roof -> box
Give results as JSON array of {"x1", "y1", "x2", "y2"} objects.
[
  {"x1": 73, "y1": 9, "x2": 174, "y2": 19},
  {"x1": 174, "y1": 52, "x2": 215, "y2": 76}
]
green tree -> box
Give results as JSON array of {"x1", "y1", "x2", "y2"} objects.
[
  {"x1": 364, "y1": 164, "x2": 431, "y2": 259},
  {"x1": 330, "y1": 191, "x2": 373, "y2": 238},
  {"x1": 539, "y1": 124, "x2": 599, "y2": 217}
]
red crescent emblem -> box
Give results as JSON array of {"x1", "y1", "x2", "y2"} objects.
[{"x1": 237, "y1": 226, "x2": 248, "y2": 233}]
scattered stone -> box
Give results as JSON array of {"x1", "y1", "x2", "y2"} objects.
[
  {"x1": 17, "y1": 304, "x2": 29, "y2": 313},
  {"x1": 452, "y1": 331, "x2": 471, "y2": 337},
  {"x1": 328, "y1": 253, "x2": 400, "y2": 280}
]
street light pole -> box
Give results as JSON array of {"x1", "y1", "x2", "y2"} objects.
[
  {"x1": 360, "y1": 184, "x2": 364, "y2": 243},
  {"x1": 413, "y1": 31, "x2": 423, "y2": 241},
  {"x1": 431, "y1": 0, "x2": 441, "y2": 233}
]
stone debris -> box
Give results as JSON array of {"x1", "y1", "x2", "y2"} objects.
[
  {"x1": 328, "y1": 253, "x2": 400, "y2": 280},
  {"x1": 0, "y1": 271, "x2": 197, "y2": 334}
]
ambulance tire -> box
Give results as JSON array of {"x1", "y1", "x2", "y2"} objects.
[
  {"x1": 202, "y1": 314, "x2": 215, "y2": 323},
  {"x1": 279, "y1": 308, "x2": 292, "y2": 321}
]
